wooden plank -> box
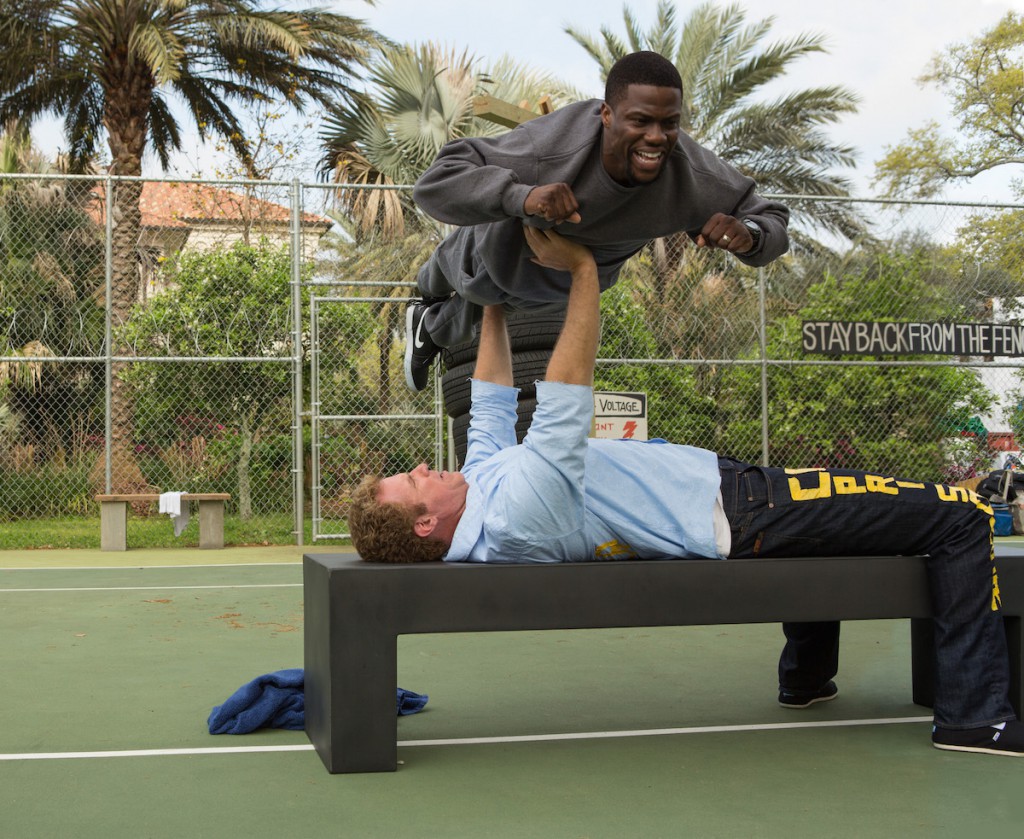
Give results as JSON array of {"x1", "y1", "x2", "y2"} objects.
[{"x1": 471, "y1": 95, "x2": 544, "y2": 128}]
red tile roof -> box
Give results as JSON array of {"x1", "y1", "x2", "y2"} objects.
[{"x1": 89, "y1": 181, "x2": 331, "y2": 229}]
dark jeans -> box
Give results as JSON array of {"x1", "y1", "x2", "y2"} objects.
[{"x1": 717, "y1": 457, "x2": 1015, "y2": 729}]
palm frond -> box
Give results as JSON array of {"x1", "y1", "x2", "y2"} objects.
[
  {"x1": 621, "y1": 5, "x2": 646, "y2": 53},
  {"x1": 130, "y1": 20, "x2": 186, "y2": 85},
  {"x1": 562, "y1": 26, "x2": 616, "y2": 78},
  {"x1": 645, "y1": 0, "x2": 678, "y2": 58},
  {"x1": 147, "y1": 93, "x2": 182, "y2": 170}
]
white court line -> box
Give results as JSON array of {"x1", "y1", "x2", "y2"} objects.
[
  {"x1": 1, "y1": 745, "x2": 315, "y2": 761},
  {"x1": 399, "y1": 716, "x2": 933, "y2": 747},
  {"x1": 0, "y1": 563, "x2": 302, "y2": 571},
  {"x1": 0, "y1": 583, "x2": 303, "y2": 593},
  {"x1": 0, "y1": 716, "x2": 932, "y2": 761}
]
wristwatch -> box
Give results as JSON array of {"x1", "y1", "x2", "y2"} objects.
[{"x1": 741, "y1": 219, "x2": 762, "y2": 254}]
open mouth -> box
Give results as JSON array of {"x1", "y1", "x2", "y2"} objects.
[{"x1": 631, "y1": 148, "x2": 664, "y2": 174}]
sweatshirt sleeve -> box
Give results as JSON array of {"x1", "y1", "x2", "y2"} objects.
[
  {"x1": 413, "y1": 132, "x2": 538, "y2": 226},
  {"x1": 674, "y1": 133, "x2": 791, "y2": 268},
  {"x1": 730, "y1": 186, "x2": 790, "y2": 267}
]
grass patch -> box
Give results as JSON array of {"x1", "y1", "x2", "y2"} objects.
[{"x1": 0, "y1": 513, "x2": 322, "y2": 550}]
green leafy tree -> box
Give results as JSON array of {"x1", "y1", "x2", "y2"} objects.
[
  {"x1": 123, "y1": 241, "x2": 374, "y2": 519},
  {"x1": 874, "y1": 12, "x2": 1024, "y2": 199},
  {"x1": 1, "y1": 128, "x2": 105, "y2": 470},
  {"x1": 716, "y1": 245, "x2": 994, "y2": 480},
  {"x1": 597, "y1": 275, "x2": 720, "y2": 448},
  {"x1": 874, "y1": 13, "x2": 1024, "y2": 431},
  {"x1": 123, "y1": 243, "x2": 298, "y2": 518},
  {"x1": 0, "y1": 0, "x2": 383, "y2": 490}
]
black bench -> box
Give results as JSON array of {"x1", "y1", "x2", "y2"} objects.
[{"x1": 302, "y1": 547, "x2": 1024, "y2": 773}]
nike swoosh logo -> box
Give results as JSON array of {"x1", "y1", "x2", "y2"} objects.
[{"x1": 413, "y1": 315, "x2": 427, "y2": 349}]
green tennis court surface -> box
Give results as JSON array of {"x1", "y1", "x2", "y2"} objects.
[{"x1": 2, "y1": 547, "x2": 1021, "y2": 838}]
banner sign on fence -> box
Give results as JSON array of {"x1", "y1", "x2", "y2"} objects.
[
  {"x1": 592, "y1": 391, "x2": 648, "y2": 440},
  {"x1": 802, "y1": 321, "x2": 1024, "y2": 357}
]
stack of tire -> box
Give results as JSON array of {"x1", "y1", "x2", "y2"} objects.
[{"x1": 441, "y1": 308, "x2": 567, "y2": 466}]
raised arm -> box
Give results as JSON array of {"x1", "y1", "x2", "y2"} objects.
[
  {"x1": 473, "y1": 305, "x2": 513, "y2": 386},
  {"x1": 522, "y1": 226, "x2": 600, "y2": 387}
]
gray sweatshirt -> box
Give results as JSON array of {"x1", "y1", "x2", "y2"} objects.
[{"x1": 412, "y1": 99, "x2": 790, "y2": 335}]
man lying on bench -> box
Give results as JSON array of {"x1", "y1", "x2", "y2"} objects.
[{"x1": 348, "y1": 225, "x2": 1022, "y2": 758}]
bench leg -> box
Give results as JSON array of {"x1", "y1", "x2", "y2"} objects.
[
  {"x1": 912, "y1": 616, "x2": 1023, "y2": 718},
  {"x1": 100, "y1": 501, "x2": 128, "y2": 551},
  {"x1": 197, "y1": 500, "x2": 224, "y2": 549},
  {"x1": 910, "y1": 618, "x2": 935, "y2": 709},
  {"x1": 304, "y1": 559, "x2": 398, "y2": 773}
]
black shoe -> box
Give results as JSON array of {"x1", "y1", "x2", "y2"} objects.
[
  {"x1": 932, "y1": 721, "x2": 1024, "y2": 757},
  {"x1": 778, "y1": 680, "x2": 838, "y2": 709},
  {"x1": 404, "y1": 301, "x2": 440, "y2": 392}
]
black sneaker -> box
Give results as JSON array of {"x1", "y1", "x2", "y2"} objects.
[
  {"x1": 778, "y1": 680, "x2": 838, "y2": 709},
  {"x1": 932, "y1": 721, "x2": 1024, "y2": 757},
  {"x1": 404, "y1": 301, "x2": 440, "y2": 392}
]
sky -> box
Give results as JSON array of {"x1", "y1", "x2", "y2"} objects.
[{"x1": 27, "y1": 0, "x2": 1024, "y2": 202}]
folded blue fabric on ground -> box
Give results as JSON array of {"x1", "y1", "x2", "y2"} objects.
[
  {"x1": 396, "y1": 686, "x2": 429, "y2": 716},
  {"x1": 207, "y1": 669, "x2": 428, "y2": 735}
]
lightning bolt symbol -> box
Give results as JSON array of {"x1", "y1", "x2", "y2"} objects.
[{"x1": 622, "y1": 421, "x2": 637, "y2": 439}]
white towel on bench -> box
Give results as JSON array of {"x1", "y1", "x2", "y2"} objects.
[{"x1": 159, "y1": 491, "x2": 190, "y2": 536}]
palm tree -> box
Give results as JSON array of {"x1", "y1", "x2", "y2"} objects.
[
  {"x1": 566, "y1": 0, "x2": 864, "y2": 245},
  {"x1": 0, "y1": 0, "x2": 384, "y2": 491},
  {"x1": 321, "y1": 43, "x2": 579, "y2": 240}
]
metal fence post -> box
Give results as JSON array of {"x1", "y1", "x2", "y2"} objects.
[
  {"x1": 291, "y1": 178, "x2": 305, "y2": 546},
  {"x1": 104, "y1": 175, "x2": 114, "y2": 493},
  {"x1": 759, "y1": 264, "x2": 769, "y2": 467}
]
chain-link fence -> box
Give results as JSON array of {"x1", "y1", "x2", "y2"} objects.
[
  {"x1": 0, "y1": 173, "x2": 309, "y2": 547},
  {"x1": 2, "y1": 172, "x2": 1022, "y2": 547}
]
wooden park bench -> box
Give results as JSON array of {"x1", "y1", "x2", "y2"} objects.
[
  {"x1": 95, "y1": 493, "x2": 231, "y2": 551},
  {"x1": 303, "y1": 547, "x2": 1024, "y2": 773}
]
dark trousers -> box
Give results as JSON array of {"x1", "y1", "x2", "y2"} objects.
[
  {"x1": 416, "y1": 253, "x2": 568, "y2": 348},
  {"x1": 717, "y1": 457, "x2": 1015, "y2": 729}
]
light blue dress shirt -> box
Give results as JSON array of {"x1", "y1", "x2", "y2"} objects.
[{"x1": 445, "y1": 378, "x2": 724, "y2": 563}]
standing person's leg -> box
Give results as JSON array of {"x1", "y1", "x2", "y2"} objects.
[
  {"x1": 719, "y1": 460, "x2": 841, "y2": 706},
  {"x1": 777, "y1": 622, "x2": 840, "y2": 707}
]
